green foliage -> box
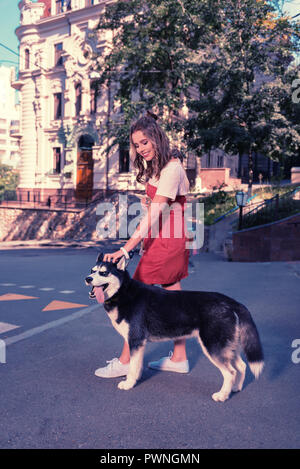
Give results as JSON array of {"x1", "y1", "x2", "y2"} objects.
[
  {"x1": 89, "y1": 0, "x2": 300, "y2": 176},
  {"x1": 199, "y1": 190, "x2": 237, "y2": 225},
  {"x1": 0, "y1": 164, "x2": 19, "y2": 200},
  {"x1": 240, "y1": 197, "x2": 300, "y2": 228},
  {"x1": 90, "y1": 0, "x2": 217, "y2": 147}
]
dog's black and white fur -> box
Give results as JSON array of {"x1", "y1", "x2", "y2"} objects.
[{"x1": 85, "y1": 253, "x2": 264, "y2": 402}]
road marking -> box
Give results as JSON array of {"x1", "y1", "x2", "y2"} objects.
[
  {"x1": 59, "y1": 290, "x2": 75, "y2": 294},
  {"x1": 20, "y1": 285, "x2": 35, "y2": 289},
  {"x1": 39, "y1": 287, "x2": 55, "y2": 291},
  {"x1": 3, "y1": 304, "x2": 100, "y2": 349},
  {"x1": 0, "y1": 283, "x2": 16, "y2": 287},
  {"x1": 0, "y1": 322, "x2": 20, "y2": 334},
  {"x1": 0, "y1": 293, "x2": 39, "y2": 301},
  {"x1": 42, "y1": 300, "x2": 88, "y2": 311}
]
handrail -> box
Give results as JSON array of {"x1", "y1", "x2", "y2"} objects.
[
  {"x1": 242, "y1": 186, "x2": 300, "y2": 222},
  {"x1": 213, "y1": 194, "x2": 258, "y2": 224}
]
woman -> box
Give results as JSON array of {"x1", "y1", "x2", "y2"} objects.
[{"x1": 95, "y1": 113, "x2": 190, "y2": 378}]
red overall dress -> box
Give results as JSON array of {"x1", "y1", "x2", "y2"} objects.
[{"x1": 133, "y1": 183, "x2": 189, "y2": 285}]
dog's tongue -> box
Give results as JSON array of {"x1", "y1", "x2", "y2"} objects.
[{"x1": 94, "y1": 286, "x2": 105, "y2": 304}]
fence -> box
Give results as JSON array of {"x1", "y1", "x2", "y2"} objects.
[
  {"x1": 0, "y1": 189, "x2": 106, "y2": 211},
  {"x1": 241, "y1": 187, "x2": 300, "y2": 229}
]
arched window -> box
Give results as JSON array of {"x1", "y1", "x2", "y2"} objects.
[
  {"x1": 75, "y1": 82, "x2": 82, "y2": 116},
  {"x1": 25, "y1": 49, "x2": 30, "y2": 69},
  {"x1": 119, "y1": 144, "x2": 130, "y2": 173},
  {"x1": 78, "y1": 134, "x2": 95, "y2": 150},
  {"x1": 90, "y1": 81, "x2": 99, "y2": 114}
]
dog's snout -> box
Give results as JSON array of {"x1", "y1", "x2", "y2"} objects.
[{"x1": 85, "y1": 276, "x2": 93, "y2": 284}]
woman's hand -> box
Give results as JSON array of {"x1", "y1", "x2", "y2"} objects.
[{"x1": 103, "y1": 250, "x2": 124, "y2": 263}]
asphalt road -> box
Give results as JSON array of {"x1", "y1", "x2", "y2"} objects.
[{"x1": 0, "y1": 246, "x2": 299, "y2": 449}]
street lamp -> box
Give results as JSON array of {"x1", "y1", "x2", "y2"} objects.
[{"x1": 235, "y1": 190, "x2": 248, "y2": 230}]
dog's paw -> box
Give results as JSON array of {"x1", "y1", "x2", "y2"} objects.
[
  {"x1": 232, "y1": 384, "x2": 243, "y2": 393},
  {"x1": 118, "y1": 379, "x2": 135, "y2": 391},
  {"x1": 212, "y1": 391, "x2": 229, "y2": 402}
]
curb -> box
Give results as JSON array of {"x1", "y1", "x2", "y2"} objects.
[{"x1": 0, "y1": 239, "x2": 125, "y2": 250}]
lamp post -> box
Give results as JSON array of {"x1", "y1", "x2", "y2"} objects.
[{"x1": 235, "y1": 190, "x2": 248, "y2": 230}]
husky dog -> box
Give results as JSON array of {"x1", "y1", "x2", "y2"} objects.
[{"x1": 85, "y1": 253, "x2": 264, "y2": 402}]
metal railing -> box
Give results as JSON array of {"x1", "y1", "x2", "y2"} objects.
[
  {"x1": 0, "y1": 190, "x2": 106, "y2": 211},
  {"x1": 240, "y1": 186, "x2": 300, "y2": 228},
  {"x1": 243, "y1": 187, "x2": 299, "y2": 218}
]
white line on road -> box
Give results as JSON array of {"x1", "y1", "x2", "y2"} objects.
[{"x1": 3, "y1": 304, "x2": 100, "y2": 349}]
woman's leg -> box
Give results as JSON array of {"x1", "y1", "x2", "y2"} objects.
[
  {"x1": 119, "y1": 341, "x2": 130, "y2": 364},
  {"x1": 162, "y1": 281, "x2": 187, "y2": 362}
]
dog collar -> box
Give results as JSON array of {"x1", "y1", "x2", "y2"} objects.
[{"x1": 104, "y1": 293, "x2": 119, "y2": 308}]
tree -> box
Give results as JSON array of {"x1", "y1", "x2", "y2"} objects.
[
  {"x1": 185, "y1": 0, "x2": 300, "y2": 194},
  {"x1": 90, "y1": 0, "x2": 300, "y2": 195},
  {"x1": 0, "y1": 164, "x2": 19, "y2": 200},
  {"x1": 90, "y1": 0, "x2": 217, "y2": 149}
]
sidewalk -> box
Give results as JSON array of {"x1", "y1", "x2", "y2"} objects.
[{"x1": 0, "y1": 239, "x2": 127, "y2": 250}]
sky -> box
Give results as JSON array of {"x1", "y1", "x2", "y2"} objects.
[{"x1": 0, "y1": 0, "x2": 300, "y2": 68}]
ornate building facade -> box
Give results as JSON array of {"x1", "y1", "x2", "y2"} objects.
[
  {"x1": 0, "y1": 66, "x2": 21, "y2": 169},
  {"x1": 13, "y1": 0, "x2": 145, "y2": 205}
]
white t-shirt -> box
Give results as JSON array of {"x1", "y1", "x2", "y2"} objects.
[{"x1": 148, "y1": 160, "x2": 190, "y2": 201}]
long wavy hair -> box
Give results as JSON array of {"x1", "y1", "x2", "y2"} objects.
[{"x1": 130, "y1": 114, "x2": 173, "y2": 184}]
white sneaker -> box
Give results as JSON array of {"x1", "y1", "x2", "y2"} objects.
[
  {"x1": 148, "y1": 351, "x2": 189, "y2": 374},
  {"x1": 95, "y1": 358, "x2": 129, "y2": 378}
]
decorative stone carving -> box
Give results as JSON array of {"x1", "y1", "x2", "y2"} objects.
[
  {"x1": 19, "y1": 1, "x2": 45, "y2": 26},
  {"x1": 63, "y1": 29, "x2": 98, "y2": 76},
  {"x1": 67, "y1": 123, "x2": 100, "y2": 148}
]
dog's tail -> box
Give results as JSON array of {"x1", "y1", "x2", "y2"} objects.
[{"x1": 236, "y1": 305, "x2": 264, "y2": 379}]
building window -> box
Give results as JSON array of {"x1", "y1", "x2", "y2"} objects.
[
  {"x1": 56, "y1": 1, "x2": 71, "y2": 14},
  {"x1": 53, "y1": 148, "x2": 62, "y2": 174},
  {"x1": 25, "y1": 49, "x2": 30, "y2": 69},
  {"x1": 75, "y1": 83, "x2": 82, "y2": 116},
  {"x1": 90, "y1": 81, "x2": 99, "y2": 114},
  {"x1": 56, "y1": 0, "x2": 63, "y2": 14},
  {"x1": 55, "y1": 43, "x2": 63, "y2": 66},
  {"x1": 207, "y1": 150, "x2": 211, "y2": 168},
  {"x1": 119, "y1": 145, "x2": 130, "y2": 173},
  {"x1": 54, "y1": 93, "x2": 63, "y2": 119},
  {"x1": 217, "y1": 155, "x2": 224, "y2": 168}
]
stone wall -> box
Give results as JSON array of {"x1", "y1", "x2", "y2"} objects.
[
  {"x1": 232, "y1": 213, "x2": 300, "y2": 262},
  {"x1": 200, "y1": 168, "x2": 241, "y2": 191},
  {"x1": 0, "y1": 193, "x2": 142, "y2": 242},
  {"x1": 0, "y1": 206, "x2": 98, "y2": 242}
]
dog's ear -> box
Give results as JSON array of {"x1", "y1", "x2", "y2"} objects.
[
  {"x1": 96, "y1": 253, "x2": 104, "y2": 264},
  {"x1": 116, "y1": 250, "x2": 134, "y2": 270},
  {"x1": 116, "y1": 256, "x2": 127, "y2": 271},
  {"x1": 116, "y1": 253, "x2": 134, "y2": 271}
]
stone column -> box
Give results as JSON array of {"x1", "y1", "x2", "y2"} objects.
[{"x1": 18, "y1": 78, "x2": 37, "y2": 192}]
